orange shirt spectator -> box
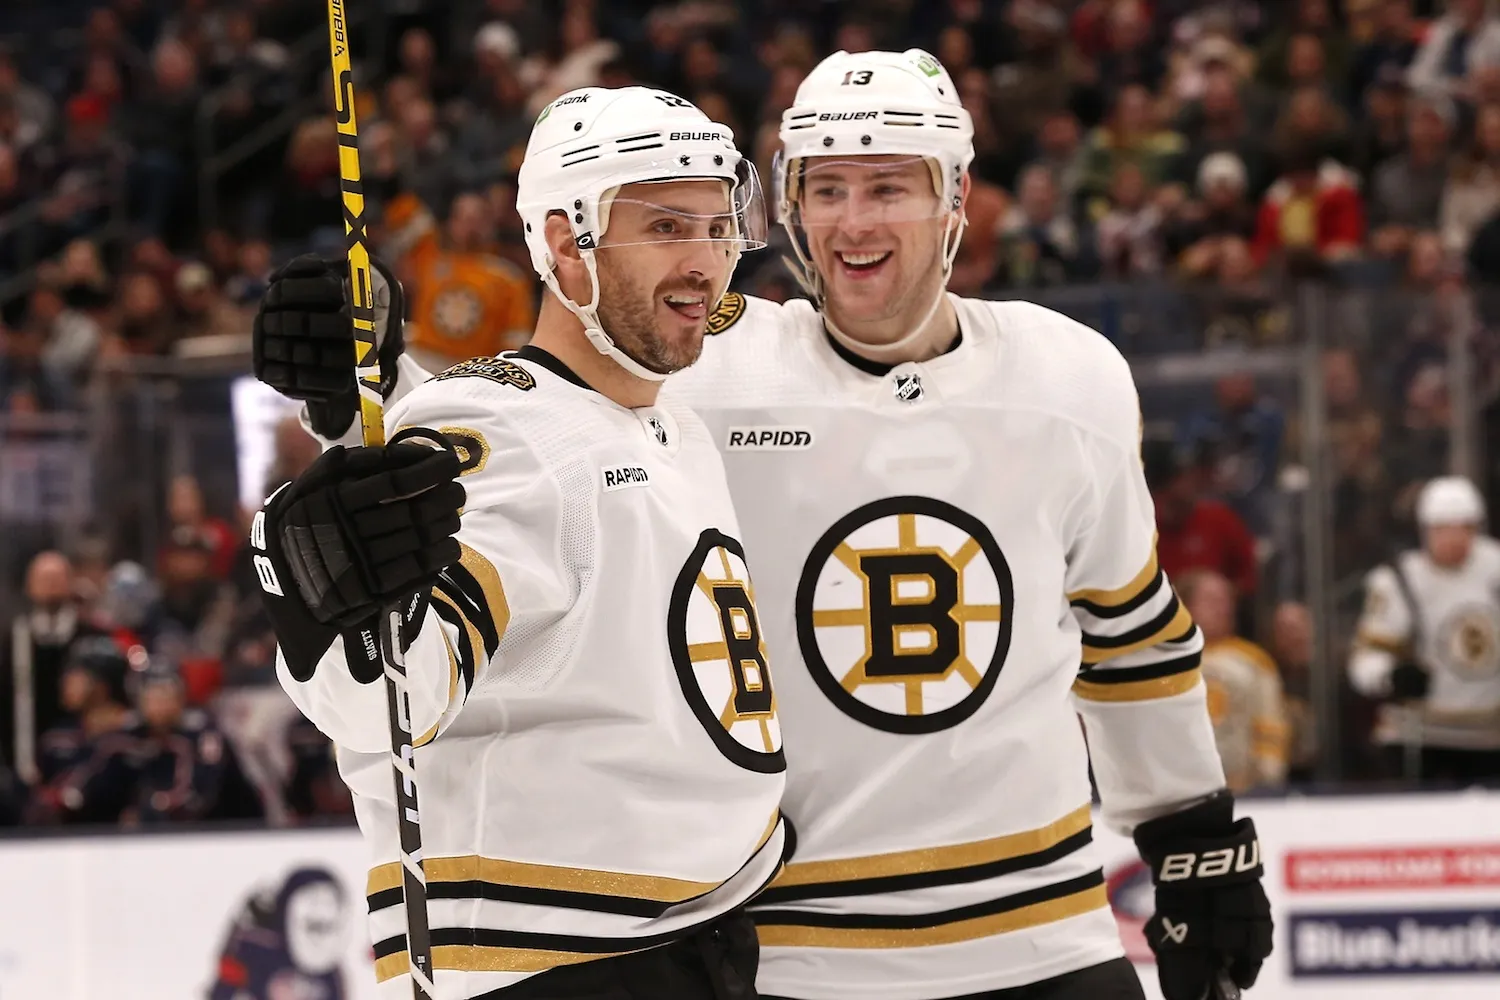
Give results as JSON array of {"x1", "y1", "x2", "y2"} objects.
[{"x1": 384, "y1": 190, "x2": 536, "y2": 371}]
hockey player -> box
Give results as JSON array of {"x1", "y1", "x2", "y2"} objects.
[
  {"x1": 250, "y1": 88, "x2": 784, "y2": 998},
  {"x1": 1349, "y1": 475, "x2": 1500, "y2": 783},
  {"x1": 662, "y1": 50, "x2": 1272, "y2": 1000}
]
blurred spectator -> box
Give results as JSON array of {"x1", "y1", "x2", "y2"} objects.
[
  {"x1": 1, "y1": 551, "x2": 105, "y2": 785},
  {"x1": 172, "y1": 261, "x2": 252, "y2": 351},
  {"x1": 152, "y1": 526, "x2": 237, "y2": 680},
  {"x1": 1182, "y1": 372, "x2": 1287, "y2": 536},
  {"x1": 1179, "y1": 569, "x2": 1290, "y2": 793},
  {"x1": 1320, "y1": 347, "x2": 1390, "y2": 574},
  {"x1": 268, "y1": 117, "x2": 343, "y2": 248},
  {"x1": 0, "y1": 759, "x2": 18, "y2": 825},
  {"x1": 1078, "y1": 84, "x2": 1187, "y2": 218},
  {"x1": 1351, "y1": 0, "x2": 1420, "y2": 101},
  {"x1": 1271, "y1": 601, "x2": 1321, "y2": 784},
  {"x1": 1258, "y1": 0, "x2": 1352, "y2": 94},
  {"x1": 948, "y1": 176, "x2": 1008, "y2": 297},
  {"x1": 1386, "y1": 362, "x2": 1456, "y2": 525},
  {"x1": 27, "y1": 636, "x2": 134, "y2": 825},
  {"x1": 1406, "y1": 0, "x2": 1500, "y2": 101},
  {"x1": 1168, "y1": 152, "x2": 1258, "y2": 278},
  {"x1": 1369, "y1": 94, "x2": 1455, "y2": 259},
  {"x1": 1349, "y1": 68, "x2": 1411, "y2": 186},
  {"x1": 1252, "y1": 143, "x2": 1365, "y2": 270},
  {"x1": 1095, "y1": 161, "x2": 1165, "y2": 277},
  {"x1": 29, "y1": 279, "x2": 101, "y2": 390},
  {"x1": 1441, "y1": 101, "x2": 1500, "y2": 255},
  {"x1": 162, "y1": 474, "x2": 238, "y2": 581},
  {"x1": 1144, "y1": 438, "x2": 1259, "y2": 598},
  {"x1": 991, "y1": 1, "x2": 1082, "y2": 153},
  {"x1": 996, "y1": 164, "x2": 1096, "y2": 288},
  {"x1": 398, "y1": 190, "x2": 537, "y2": 372},
  {"x1": 1029, "y1": 109, "x2": 1086, "y2": 210},
  {"x1": 1094, "y1": 0, "x2": 1165, "y2": 95},
  {"x1": 122, "y1": 657, "x2": 264, "y2": 825},
  {"x1": 524, "y1": 2, "x2": 622, "y2": 117},
  {"x1": 1175, "y1": 62, "x2": 1273, "y2": 202},
  {"x1": 121, "y1": 38, "x2": 200, "y2": 240},
  {"x1": 111, "y1": 269, "x2": 172, "y2": 355},
  {"x1": 0, "y1": 49, "x2": 54, "y2": 149},
  {"x1": 1270, "y1": 84, "x2": 1354, "y2": 168}
]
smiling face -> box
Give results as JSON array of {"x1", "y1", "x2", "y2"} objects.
[
  {"x1": 588, "y1": 178, "x2": 739, "y2": 375},
  {"x1": 795, "y1": 154, "x2": 954, "y2": 335}
]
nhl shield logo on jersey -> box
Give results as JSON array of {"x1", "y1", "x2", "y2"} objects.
[
  {"x1": 668, "y1": 529, "x2": 785, "y2": 773},
  {"x1": 795, "y1": 497, "x2": 1014, "y2": 734},
  {"x1": 893, "y1": 372, "x2": 924, "y2": 402}
]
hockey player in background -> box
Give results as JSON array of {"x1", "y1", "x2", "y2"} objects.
[
  {"x1": 250, "y1": 89, "x2": 783, "y2": 998},
  {"x1": 665, "y1": 50, "x2": 1272, "y2": 1000},
  {"x1": 1349, "y1": 475, "x2": 1500, "y2": 783}
]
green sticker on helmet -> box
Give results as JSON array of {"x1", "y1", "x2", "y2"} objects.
[
  {"x1": 915, "y1": 55, "x2": 942, "y2": 77},
  {"x1": 536, "y1": 103, "x2": 553, "y2": 124}
]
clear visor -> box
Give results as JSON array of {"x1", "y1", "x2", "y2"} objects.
[
  {"x1": 593, "y1": 159, "x2": 768, "y2": 254},
  {"x1": 782, "y1": 154, "x2": 947, "y2": 230}
]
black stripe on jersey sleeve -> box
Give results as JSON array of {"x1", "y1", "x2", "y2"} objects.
[
  {"x1": 751, "y1": 870, "x2": 1105, "y2": 932},
  {"x1": 1070, "y1": 567, "x2": 1165, "y2": 620},
  {"x1": 430, "y1": 597, "x2": 477, "y2": 695},
  {"x1": 436, "y1": 564, "x2": 501, "y2": 659},
  {"x1": 1076, "y1": 649, "x2": 1203, "y2": 684},
  {"x1": 1080, "y1": 593, "x2": 1184, "y2": 649},
  {"x1": 752, "y1": 826, "x2": 1092, "y2": 905}
]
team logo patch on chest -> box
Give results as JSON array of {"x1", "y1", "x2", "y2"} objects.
[
  {"x1": 1436, "y1": 605, "x2": 1500, "y2": 680},
  {"x1": 795, "y1": 497, "x2": 1014, "y2": 733},
  {"x1": 668, "y1": 530, "x2": 785, "y2": 772},
  {"x1": 431, "y1": 357, "x2": 536, "y2": 390}
]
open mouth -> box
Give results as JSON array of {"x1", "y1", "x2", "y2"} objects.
[
  {"x1": 663, "y1": 292, "x2": 708, "y2": 320},
  {"x1": 835, "y1": 250, "x2": 892, "y2": 278}
]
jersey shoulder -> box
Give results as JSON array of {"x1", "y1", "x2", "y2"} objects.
[
  {"x1": 963, "y1": 297, "x2": 1139, "y2": 449},
  {"x1": 392, "y1": 353, "x2": 590, "y2": 497},
  {"x1": 667, "y1": 293, "x2": 805, "y2": 404}
]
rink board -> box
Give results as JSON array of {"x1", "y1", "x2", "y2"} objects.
[{"x1": 2, "y1": 791, "x2": 1499, "y2": 998}]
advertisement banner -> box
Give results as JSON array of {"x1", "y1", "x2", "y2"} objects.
[
  {"x1": 0, "y1": 826, "x2": 379, "y2": 1000},
  {"x1": 1093, "y1": 790, "x2": 1500, "y2": 999}
]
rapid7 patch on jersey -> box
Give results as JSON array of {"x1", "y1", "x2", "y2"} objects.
[
  {"x1": 795, "y1": 497, "x2": 1014, "y2": 733},
  {"x1": 668, "y1": 530, "x2": 784, "y2": 772}
]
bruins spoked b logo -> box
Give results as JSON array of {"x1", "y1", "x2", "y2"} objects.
[
  {"x1": 669, "y1": 530, "x2": 785, "y2": 772},
  {"x1": 796, "y1": 497, "x2": 1014, "y2": 733}
]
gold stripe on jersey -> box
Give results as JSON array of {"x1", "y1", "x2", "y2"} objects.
[
  {"x1": 412, "y1": 629, "x2": 460, "y2": 749},
  {"x1": 1355, "y1": 630, "x2": 1408, "y2": 655},
  {"x1": 1080, "y1": 600, "x2": 1195, "y2": 665},
  {"x1": 770, "y1": 805, "x2": 1091, "y2": 890},
  {"x1": 755, "y1": 875, "x2": 1108, "y2": 949},
  {"x1": 374, "y1": 943, "x2": 632, "y2": 980},
  {"x1": 367, "y1": 810, "x2": 782, "y2": 902},
  {"x1": 457, "y1": 541, "x2": 511, "y2": 647},
  {"x1": 1073, "y1": 666, "x2": 1203, "y2": 702},
  {"x1": 1067, "y1": 546, "x2": 1159, "y2": 610}
]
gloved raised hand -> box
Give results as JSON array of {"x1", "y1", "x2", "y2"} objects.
[
  {"x1": 250, "y1": 428, "x2": 463, "y2": 683},
  {"x1": 252, "y1": 253, "x2": 406, "y2": 439},
  {"x1": 1133, "y1": 791, "x2": 1274, "y2": 1000}
]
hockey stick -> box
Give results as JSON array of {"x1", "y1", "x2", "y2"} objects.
[{"x1": 324, "y1": 3, "x2": 435, "y2": 997}]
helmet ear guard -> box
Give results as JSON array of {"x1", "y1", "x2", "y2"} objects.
[{"x1": 516, "y1": 87, "x2": 767, "y2": 381}]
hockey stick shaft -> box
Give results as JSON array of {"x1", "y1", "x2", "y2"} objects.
[{"x1": 325, "y1": 3, "x2": 435, "y2": 997}]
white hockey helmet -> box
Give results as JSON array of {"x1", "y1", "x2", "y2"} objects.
[
  {"x1": 1416, "y1": 475, "x2": 1486, "y2": 527},
  {"x1": 775, "y1": 49, "x2": 975, "y2": 303},
  {"x1": 517, "y1": 86, "x2": 767, "y2": 381}
]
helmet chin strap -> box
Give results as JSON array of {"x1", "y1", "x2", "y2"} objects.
[
  {"x1": 819, "y1": 209, "x2": 968, "y2": 364},
  {"x1": 541, "y1": 248, "x2": 671, "y2": 384}
]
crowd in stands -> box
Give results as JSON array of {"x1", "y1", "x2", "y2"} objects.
[{"x1": 4, "y1": 0, "x2": 1500, "y2": 827}]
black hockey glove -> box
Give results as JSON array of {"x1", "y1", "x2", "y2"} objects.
[
  {"x1": 253, "y1": 253, "x2": 406, "y2": 440},
  {"x1": 1133, "y1": 791, "x2": 1273, "y2": 1000},
  {"x1": 1390, "y1": 661, "x2": 1430, "y2": 700},
  {"x1": 250, "y1": 429, "x2": 463, "y2": 684}
]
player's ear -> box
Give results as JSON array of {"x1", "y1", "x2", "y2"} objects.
[
  {"x1": 544, "y1": 211, "x2": 590, "y2": 303},
  {"x1": 956, "y1": 171, "x2": 972, "y2": 216}
]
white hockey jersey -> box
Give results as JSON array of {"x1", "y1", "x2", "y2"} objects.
[
  {"x1": 663, "y1": 293, "x2": 1225, "y2": 999},
  {"x1": 276, "y1": 346, "x2": 786, "y2": 997},
  {"x1": 1350, "y1": 537, "x2": 1500, "y2": 750}
]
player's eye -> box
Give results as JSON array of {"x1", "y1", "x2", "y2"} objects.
[
  {"x1": 652, "y1": 219, "x2": 681, "y2": 235},
  {"x1": 874, "y1": 184, "x2": 907, "y2": 198},
  {"x1": 709, "y1": 221, "x2": 729, "y2": 239}
]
